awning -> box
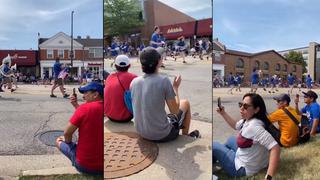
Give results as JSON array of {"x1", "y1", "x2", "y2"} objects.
[
  {"x1": 197, "y1": 18, "x2": 213, "y2": 37},
  {"x1": 0, "y1": 50, "x2": 37, "y2": 66},
  {"x1": 160, "y1": 21, "x2": 196, "y2": 40}
]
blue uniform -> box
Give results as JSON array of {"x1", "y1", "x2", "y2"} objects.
[
  {"x1": 111, "y1": 42, "x2": 118, "y2": 57},
  {"x1": 151, "y1": 33, "x2": 160, "y2": 48},
  {"x1": 227, "y1": 75, "x2": 234, "y2": 86},
  {"x1": 251, "y1": 72, "x2": 259, "y2": 85},
  {"x1": 288, "y1": 75, "x2": 295, "y2": 85},
  {"x1": 306, "y1": 77, "x2": 312, "y2": 88}
]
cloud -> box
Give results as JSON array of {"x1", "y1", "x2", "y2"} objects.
[{"x1": 221, "y1": 18, "x2": 240, "y2": 35}]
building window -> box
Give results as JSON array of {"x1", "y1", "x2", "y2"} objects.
[
  {"x1": 236, "y1": 58, "x2": 244, "y2": 68},
  {"x1": 58, "y1": 50, "x2": 64, "y2": 59},
  {"x1": 293, "y1": 65, "x2": 297, "y2": 72},
  {"x1": 89, "y1": 48, "x2": 103, "y2": 58},
  {"x1": 215, "y1": 52, "x2": 221, "y2": 61},
  {"x1": 283, "y1": 64, "x2": 287, "y2": 71},
  {"x1": 275, "y1": 63, "x2": 280, "y2": 71},
  {"x1": 47, "y1": 50, "x2": 53, "y2": 59},
  {"x1": 263, "y1": 62, "x2": 269, "y2": 70},
  {"x1": 255, "y1": 61, "x2": 260, "y2": 69}
]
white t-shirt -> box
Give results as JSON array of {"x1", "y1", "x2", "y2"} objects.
[{"x1": 235, "y1": 118, "x2": 278, "y2": 176}]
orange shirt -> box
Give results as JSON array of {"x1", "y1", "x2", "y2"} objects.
[{"x1": 268, "y1": 106, "x2": 300, "y2": 147}]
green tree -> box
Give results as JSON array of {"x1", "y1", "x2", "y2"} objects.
[
  {"x1": 104, "y1": 0, "x2": 144, "y2": 37},
  {"x1": 284, "y1": 51, "x2": 307, "y2": 73}
]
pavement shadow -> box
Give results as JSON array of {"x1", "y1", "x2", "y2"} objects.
[
  {"x1": 155, "y1": 136, "x2": 208, "y2": 180},
  {"x1": 104, "y1": 119, "x2": 136, "y2": 133}
]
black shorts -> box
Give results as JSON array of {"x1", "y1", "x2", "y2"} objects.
[
  {"x1": 153, "y1": 109, "x2": 186, "y2": 143},
  {"x1": 54, "y1": 78, "x2": 63, "y2": 86}
]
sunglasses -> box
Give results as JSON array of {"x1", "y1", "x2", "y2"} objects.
[{"x1": 238, "y1": 102, "x2": 253, "y2": 110}]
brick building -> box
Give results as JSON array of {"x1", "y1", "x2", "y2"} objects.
[
  {"x1": 39, "y1": 32, "x2": 103, "y2": 79},
  {"x1": 213, "y1": 40, "x2": 303, "y2": 84}
]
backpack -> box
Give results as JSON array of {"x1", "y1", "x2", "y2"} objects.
[
  {"x1": 116, "y1": 73, "x2": 133, "y2": 114},
  {"x1": 283, "y1": 108, "x2": 310, "y2": 144}
]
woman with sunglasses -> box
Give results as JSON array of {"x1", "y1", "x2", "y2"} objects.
[{"x1": 213, "y1": 93, "x2": 280, "y2": 180}]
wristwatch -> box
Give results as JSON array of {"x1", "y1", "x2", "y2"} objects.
[{"x1": 265, "y1": 174, "x2": 272, "y2": 180}]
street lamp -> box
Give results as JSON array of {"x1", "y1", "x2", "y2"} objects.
[{"x1": 70, "y1": 11, "x2": 74, "y2": 68}]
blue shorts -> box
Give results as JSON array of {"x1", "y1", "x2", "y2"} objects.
[{"x1": 59, "y1": 141, "x2": 103, "y2": 175}]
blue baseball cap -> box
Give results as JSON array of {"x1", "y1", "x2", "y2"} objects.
[{"x1": 78, "y1": 82, "x2": 103, "y2": 96}]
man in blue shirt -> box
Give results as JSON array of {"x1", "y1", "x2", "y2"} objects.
[
  {"x1": 306, "y1": 74, "x2": 312, "y2": 90},
  {"x1": 250, "y1": 69, "x2": 259, "y2": 93},
  {"x1": 287, "y1": 73, "x2": 295, "y2": 94},
  {"x1": 235, "y1": 74, "x2": 242, "y2": 92},
  {"x1": 150, "y1": 26, "x2": 162, "y2": 48},
  {"x1": 227, "y1": 72, "x2": 235, "y2": 94},
  {"x1": 177, "y1": 36, "x2": 187, "y2": 63},
  {"x1": 50, "y1": 58, "x2": 69, "y2": 98},
  {"x1": 295, "y1": 90, "x2": 320, "y2": 137}
]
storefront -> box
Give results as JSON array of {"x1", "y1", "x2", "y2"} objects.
[
  {"x1": 0, "y1": 50, "x2": 37, "y2": 76},
  {"x1": 196, "y1": 18, "x2": 213, "y2": 38}
]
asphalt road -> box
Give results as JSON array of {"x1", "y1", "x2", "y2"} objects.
[{"x1": 0, "y1": 85, "x2": 81, "y2": 155}]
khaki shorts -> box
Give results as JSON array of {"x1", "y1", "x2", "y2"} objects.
[{"x1": 54, "y1": 78, "x2": 63, "y2": 86}]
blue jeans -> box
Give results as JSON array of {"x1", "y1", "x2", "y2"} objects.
[
  {"x1": 212, "y1": 136, "x2": 246, "y2": 177},
  {"x1": 59, "y1": 142, "x2": 103, "y2": 175}
]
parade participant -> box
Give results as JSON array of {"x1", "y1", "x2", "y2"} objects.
[
  {"x1": 269, "y1": 75, "x2": 276, "y2": 94},
  {"x1": 176, "y1": 36, "x2": 187, "y2": 63},
  {"x1": 306, "y1": 74, "x2": 312, "y2": 90},
  {"x1": 50, "y1": 58, "x2": 69, "y2": 98},
  {"x1": 214, "y1": 93, "x2": 280, "y2": 178},
  {"x1": 130, "y1": 47, "x2": 200, "y2": 142},
  {"x1": 268, "y1": 94, "x2": 300, "y2": 147},
  {"x1": 110, "y1": 40, "x2": 119, "y2": 67},
  {"x1": 227, "y1": 72, "x2": 235, "y2": 95},
  {"x1": 55, "y1": 82, "x2": 103, "y2": 175},
  {"x1": 235, "y1": 74, "x2": 242, "y2": 92},
  {"x1": 297, "y1": 78, "x2": 302, "y2": 91},
  {"x1": 150, "y1": 26, "x2": 162, "y2": 48},
  {"x1": 287, "y1": 73, "x2": 295, "y2": 94},
  {"x1": 105, "y1": 55, "x2": 137, "y2": 122},
  {"x1": 262, "y1": 77, "x2": 268, "y2": 91},
  {"x1": 250, "y1": 69, "x2": 259, "y2": 93},
  {"x1": 0, "y1": 55, "x2": 17, "y2": 92},
  {"x1": 295, "y1": 90, "x2": 320, "y2": 137}
]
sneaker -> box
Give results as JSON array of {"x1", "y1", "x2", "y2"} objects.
[
  {"x1": 63, "y1": 94, "x2": 70, "y2": 98},
  {"x1": 50, "y1": 94, "x2": 57, "y2": 98},
  {"x1": 188, "y1": 130, "x2": 201, "y2": 139}
]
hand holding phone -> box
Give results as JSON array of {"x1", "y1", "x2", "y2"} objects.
[
  {"x1": 73, "y1": 88, "x2": 77, "y2": 98},
  {"x1": 216, "y1": 97, "x2": 225, "y2": 114},
  {"x1": 217, "y1": 97, "x2": 222, "y2": 110}
]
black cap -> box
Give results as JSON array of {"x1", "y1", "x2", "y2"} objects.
[
  {"x1": 302, "y1": 90, "x2": 318, "y2": 100},
  {"x1": 139, "y1": 47, "x2": 161, "y2": 67},
  {"x1": 273, "y1": 94, "x2": 291, "y2": 104}
]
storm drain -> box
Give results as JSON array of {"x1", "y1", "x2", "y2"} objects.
[
  {"x1": 104, "y1": 132, "x2": 158, "y2": 179},
  {"x1": 39, "y1": 130, "x2": 78, "y2": 147}
]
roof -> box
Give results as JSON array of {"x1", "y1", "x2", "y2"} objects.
[
  {"x1": 39, "y1": 33, "x2": 102, "y2": 48},
  {"x1": 226, "y1": 49, "x2": 252, "y2": 57}
]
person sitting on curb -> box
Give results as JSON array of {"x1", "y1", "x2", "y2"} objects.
[
  {"x1": 130, "y1": 47, "x2": 200, "y2": 142},
  {"x1": 295, "y1": 90, "x2": 320, "y2": 137},
  {"x1": 268, "y1": 94, "x2": 300, "y2": 147},
  {"x1": 104, "y1": 55, "x2": 137, "y2": 122},
  {"x1": 214, "y1": 93, "x2": 280, "y2": 178},
  {"x1": 55, "y1": 82, "x2": 103, "y2": 175},
  {"x1": 50, "y1": 58, "x2": 69, "y2": 98}
]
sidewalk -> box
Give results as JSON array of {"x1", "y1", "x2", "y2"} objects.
[{"x1": 105, "y1": 118, "x2": 212, "y2": 180}]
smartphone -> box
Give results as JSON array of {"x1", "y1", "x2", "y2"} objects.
[
  {"x1": 73, "y1": 88, "x2": 77, "y2": 98},
  {"x1": 217, "y1": 97, "x2": 222, "y2": 110}
]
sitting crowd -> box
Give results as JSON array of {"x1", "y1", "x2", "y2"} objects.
[
  {"x1": 213, "y1": 90, "x2": 320, "y2": 179},
  {"x1": 104, "y1": 47, "x2": 200, "y2": 142}
]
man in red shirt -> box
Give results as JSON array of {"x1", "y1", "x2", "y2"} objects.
[
  {"x1": 104, "y1": 55, "x2": 137, "y2": 122},
  {"x1": 55, "y1": 82, "x2": 103, "y2": 175}
]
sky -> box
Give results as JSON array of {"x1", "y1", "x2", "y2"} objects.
[
  {"x1": 0, "y1": 0, "x2": 103, "y2": 50},
  {"x1": 214, "y1": 0, "x2": 320, "y2": 53},
  {"x1": 159, "y1": 0, "x2": 212, "y2": 20}
]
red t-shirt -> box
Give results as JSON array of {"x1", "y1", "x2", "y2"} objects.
[
  {"x1": 104, "y1": 72, "x2": 137, "y2": 120},
  {"x1": 70, "y1": 100, "x2": 103, "y2": 171}
]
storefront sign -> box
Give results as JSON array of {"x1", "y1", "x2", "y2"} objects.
[{"x1": 167, "y1": 27, "x2": 183, "y2": 34}]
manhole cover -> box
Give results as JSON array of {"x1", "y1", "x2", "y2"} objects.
[
  {"x1": 104, "y1": 132, "x2": 158, "y2": 179},
  {"x1": 39, "y1": 130, "x2": 78, "y2": 147}
]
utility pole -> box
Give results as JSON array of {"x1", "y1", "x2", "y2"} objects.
[{"x1": 71, "y1": 11, "x2": 74, "y2": 67}]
